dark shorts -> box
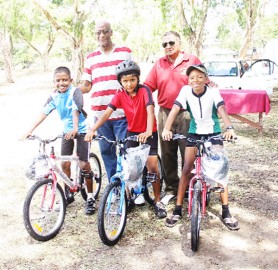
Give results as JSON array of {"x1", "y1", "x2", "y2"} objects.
[
  {"x1": 126, "y1": 131, "x2": 158, "y2": 156},
  {"x1": 61, "y1": 133, "x2": 90, "y2": 162},
  {"x1": 186, "y1": 133, "x2": 223, "y2": 147}
]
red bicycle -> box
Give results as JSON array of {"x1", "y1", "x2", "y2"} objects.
[{"x1": 173, "y1": 134, "x2": 230, "y2": 252}]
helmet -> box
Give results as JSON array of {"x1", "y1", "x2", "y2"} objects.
[{"x1": 115, "y1": 60, "x2": 140, "y2": 81}]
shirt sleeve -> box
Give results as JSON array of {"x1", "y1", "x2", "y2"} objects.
[
  {"x1": 212, "y1": 87, "x2": 225, "y2": 108},
  {"x1": 174, "y1": 85, "x2": 189, "y2": 110},
  {"x1": 42, "y1": 95, "x2": 56, "y2": 115},
  {"x1": 144, "y1": 62, "x2": 158, "y2": 92}
]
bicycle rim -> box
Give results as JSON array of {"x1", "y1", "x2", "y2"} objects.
[
  {"x1": 98, "y1": 180, "x2": 127, "y2": 246},
  {"x1": 23, "y1": 178, "x2": 66, "y2": 241},
  {"x1": 191, "y1": 186, "x2": 202, "y2": 252}
]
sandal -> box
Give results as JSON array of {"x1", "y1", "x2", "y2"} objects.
[
  {"x1": 165, "y1": 214, "x2": 181, "y2": 227},
  {"x1": 221, "y1": 216, "x2": 240, "y2": 231}
]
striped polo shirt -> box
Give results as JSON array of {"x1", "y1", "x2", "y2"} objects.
[{"x1": 82, "y1": 45, "x2": 132, "y2": 119}]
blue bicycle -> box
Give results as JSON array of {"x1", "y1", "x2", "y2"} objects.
[{"x1": 95, "y1": 135, "x2": 164, "y2": 246}]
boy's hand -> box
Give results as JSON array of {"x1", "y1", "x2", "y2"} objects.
[
  {"x1": 65, "y1": 130, "x2": 78, "y2": 140},
  {"x1": 19, "y1": 132, "x2": 32, "y2": 141},
  {"x1": 223, "y1": 129, "x2": 236, "y2": 141},
  {"x1": 162, "y1": 129, "x2": 173, "y2": 141},
  {"x1": 84, "y1": 129, "x2": 95, "y2": 142},
  {"x1": 138, "y1": 131, "x2": 152, "y2": 143}
]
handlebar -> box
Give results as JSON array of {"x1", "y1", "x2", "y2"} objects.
[
  {"x1": 93, "y1": 135, "x2": 138, "y2": 145},
  {"x1": 172, "y1": 134, "x2": 236, "y2": 143},
  {"x1": 27, "y1": 134, "x2": 64, "y2": 144}
]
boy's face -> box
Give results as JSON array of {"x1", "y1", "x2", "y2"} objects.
[
  {"x1": 120, "y1": 74, "x2": 139, "y2": 95},
  {"x1": 188, "y1": 69, "x2": 208, "y2": 92},
  {"x1": 54, "y1": 72, "x2": 72, "y2": 93}
]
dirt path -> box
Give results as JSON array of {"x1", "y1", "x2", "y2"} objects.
[{"x1": 0, "y1": 69, "x2": 277, "y2": 270}]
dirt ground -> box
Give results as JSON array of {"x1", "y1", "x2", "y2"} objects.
[{"x1": 0, "y1": 68, "x2": 277, "y2": 270}]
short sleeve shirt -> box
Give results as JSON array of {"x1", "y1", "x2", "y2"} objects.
[
  {"x1": 174, "y1": 86, "x2": 225, "y2": 134},
  {"x1": 144, "y1": 52, "x2": 202, "y2": 109},
  {"x1": 108, "y1": 84, "x2": 157, "y2": 133},
  {"x1": 42, "y1": 86, "x2": 87, "y2": 133}
]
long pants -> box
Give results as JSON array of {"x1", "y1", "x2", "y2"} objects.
[{"x1": 158, "y1": 107, "x2": 190, "y2": 195}]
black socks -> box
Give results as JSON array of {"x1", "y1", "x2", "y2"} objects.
[{"x1": 222, "y1": 204, "x2": 232, "y2": 219}]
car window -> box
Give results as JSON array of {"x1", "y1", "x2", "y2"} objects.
[{"x1": 204, "y1": 61, "x2": 238, "y2": 77}]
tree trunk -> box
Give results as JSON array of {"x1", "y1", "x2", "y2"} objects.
[{"x1": 0, "y1": 31, "x2": 15, "y2": 83}]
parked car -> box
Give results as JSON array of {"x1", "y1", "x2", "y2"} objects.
[{"x1": 203, "y1": 58, "x2": 278, "y2": 96}]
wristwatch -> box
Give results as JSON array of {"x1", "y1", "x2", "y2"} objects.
[{"x1": 226, "y1": 125, "x2": 234, "y2": 131}]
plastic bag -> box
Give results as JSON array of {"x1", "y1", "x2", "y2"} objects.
[
  {"x1": 201, "y1": 145, "x2": 229, "y2": 187},
  {"x1": 122, "y1": 144, "x2": 150, "y2": 182},
  {"x1": 25, "y1": 154, "x2": 49, "y2": 180}
]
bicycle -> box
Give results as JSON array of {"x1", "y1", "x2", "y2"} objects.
[
  {"x1": 172, "y1": 133, "x2": 231, "y2": 252},
  {"x1": 22, "y1": 134, "x2": 102, "y2": 241},
  {"x1": 95, "y1": 135, "x2": 164, "y2": 246}
]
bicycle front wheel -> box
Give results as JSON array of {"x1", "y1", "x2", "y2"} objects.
[
  {"x1": 191, "y1": 183, "x2": 202, "y2": 252},
  {"x1": 80, "y1": 153, "x2": 102, "y2": 201},
  {"x1": 98, "y1": 179, "x2": 127, "y2": 246},
  {"x1": 23, "y1": 178, "x2": 66, "y2": 241}
]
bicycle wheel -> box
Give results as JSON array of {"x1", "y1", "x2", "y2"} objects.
[
  {"x1": 80, "y1": 153, "x2": 102, "y2": 201},
  {"x1": 191, "y1": 182, "x2": 202, "y2": 252},
  {"x1": 23, "y1": 178, "x2": 66, "y2": 241},
  {"x1": 98, "y1": 179, "x2": 127, "y2": 246},
  {"x1": 144, "y1": 155, "x2": 164, "y2": 204}
]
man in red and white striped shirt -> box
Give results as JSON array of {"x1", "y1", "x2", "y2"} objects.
[{"x1": 79, "y1": 19, "x2": 132, "y2": 181}]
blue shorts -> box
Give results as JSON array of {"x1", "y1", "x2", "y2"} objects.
[
  {"x1": 126, "y1": 131, "x2": 158, "y2": 156},
  {"x1": 61, "y1": 133, "x2": 90, "y2": 162}
]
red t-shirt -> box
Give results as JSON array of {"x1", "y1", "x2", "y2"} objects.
[
  {"x1": 109, "y1": 84, "x2": 157, "y2": 133},
  {"x1": 144, "y1": 52, "x2": 201, "y2": 109}
]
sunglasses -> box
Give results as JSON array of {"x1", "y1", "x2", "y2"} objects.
[
  {"x1": 95, "y1": 29, "x2": 111, "y2": 36},
  {"x1": 162, "y1": 41, "x2": 175, "y2": 48}
]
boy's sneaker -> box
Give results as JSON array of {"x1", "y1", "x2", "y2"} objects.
[
  {"x1": 85, "y1": 198, "x2": 96, "y2": 215},
  {"x1": 154, "y1": 202, "x2": 167, "y2": 219},
  {"x1": 134, "y1": 194, "x2": 145, "y2": 206},
  {"x1": 165, "y1": 213, "x2": 181, "y2": 227},
  {"x1": 65, "y1": 186, "x2": 75, "y2": 206}
]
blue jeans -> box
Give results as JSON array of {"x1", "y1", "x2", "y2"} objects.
[{"x1": 95, "y1": 117, "x2": 127, "y2": 181}]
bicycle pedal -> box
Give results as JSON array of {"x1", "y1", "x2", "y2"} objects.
[
  {"x1": 211, "y1": 187, "x2": 224, "y2": 193},
  {"x1": 146, "y1": 172, "x2": 157, "y2": 183}
]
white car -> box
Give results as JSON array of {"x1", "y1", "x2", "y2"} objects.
[{"x1": 203, "y1": 58, "x2": 278, "y2": 96}]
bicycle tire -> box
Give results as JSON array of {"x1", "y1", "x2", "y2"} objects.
[
  {"x1": 98, "y1": 179, "x2": 127, "y2": 246},
  {"x1": 144, "y1": 155, "x2": 164, "y2": 205},
  {"x1": 80, "y1": 153, "x2": 102, "y2": 201},
  {"x1": 191, "y1": 182, "x2": 202, "y2": 252},
  {"x1": 23, "y1": 178, "x2": 66, "y2": 241}
]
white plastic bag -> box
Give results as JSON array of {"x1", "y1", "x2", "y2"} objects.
[
  {"x1": 122, "y1": 144, "x2": 150, "y2": 182},
  {"x1": 201, "y1": 145, "x2": 229, "y2": 187}
]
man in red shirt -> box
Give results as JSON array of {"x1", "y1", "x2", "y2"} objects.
[{"x1": 144, "y1": 31, "x2": 202, "y2": 204}]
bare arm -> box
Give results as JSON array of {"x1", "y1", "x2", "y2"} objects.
[
  {"x1": 78, "y1": 80, "x2": 92, "y2": 94},
  {"x1": 84, "y1": 107, "x2": 114, "y2": 141},
  {"x1": 137, "y1": 104, "x2": 154, "y2": 143},
  {"x1": 218, "y1": 105, "x2": 236, "y2": 140},
  {"x1": 161, "y1": 104, "x2": 181, "y2": 141},
  {"x1": 20, "y1": 113, "x2": 48, "y2": 140}
]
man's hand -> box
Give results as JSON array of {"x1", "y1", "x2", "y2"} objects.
[{"x1": 84, "y1": 129, "x2": 95, "y2": 142}]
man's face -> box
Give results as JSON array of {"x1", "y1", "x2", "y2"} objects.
[
  {"x1": 95, "y1": 22, "x2": 113, "y2": 48},
  {"x1": 162, "y1": 34, "x2": 181, "y2": 57}
]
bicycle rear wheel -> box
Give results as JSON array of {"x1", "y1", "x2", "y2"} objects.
[
  {"x1": 23, "y1": 178, "x2": 66, "y2": 241},
  {"x1": 144, "y1": 155, "x2": 164, "y2": 204},
  {"x1": 80, "y1": 153, "x2": 102, "y2": 201},
  {"x1": 191, "y1": 182, "x2": 202, "y2": 252},
  {"x1": 98, "y1": 179, "x2": 127, "y2": 246}
]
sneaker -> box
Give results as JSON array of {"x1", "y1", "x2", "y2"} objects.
[
  {"x1": 165, "y1": 213, "x2": 181, "y2": 227},
  {"x1": 65, "y1": 186, "x2": 75, "y2": 206},
  {"x1": 154, "y1": 202, "x2": 167, "y2": 219},
  {"x1": 85, "y1": 198, "x2": 96, "y2": 215},
  {"x1": 161, "y1": 194, "x2": 176, "y2": 205},
  {"x1": 134, "y1": 194, "x2": 145, "y2": 206}
]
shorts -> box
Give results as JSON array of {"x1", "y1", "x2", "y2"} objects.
[
  {"x1": 186, "y1": 133, "x2": 223, "y2": 147},
  {"x1": 61, "y1": 133, "x2": 90, "y2": 162},
  {"x1": 126, "y1": 131, "x2": 158, "y2": 156}
]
